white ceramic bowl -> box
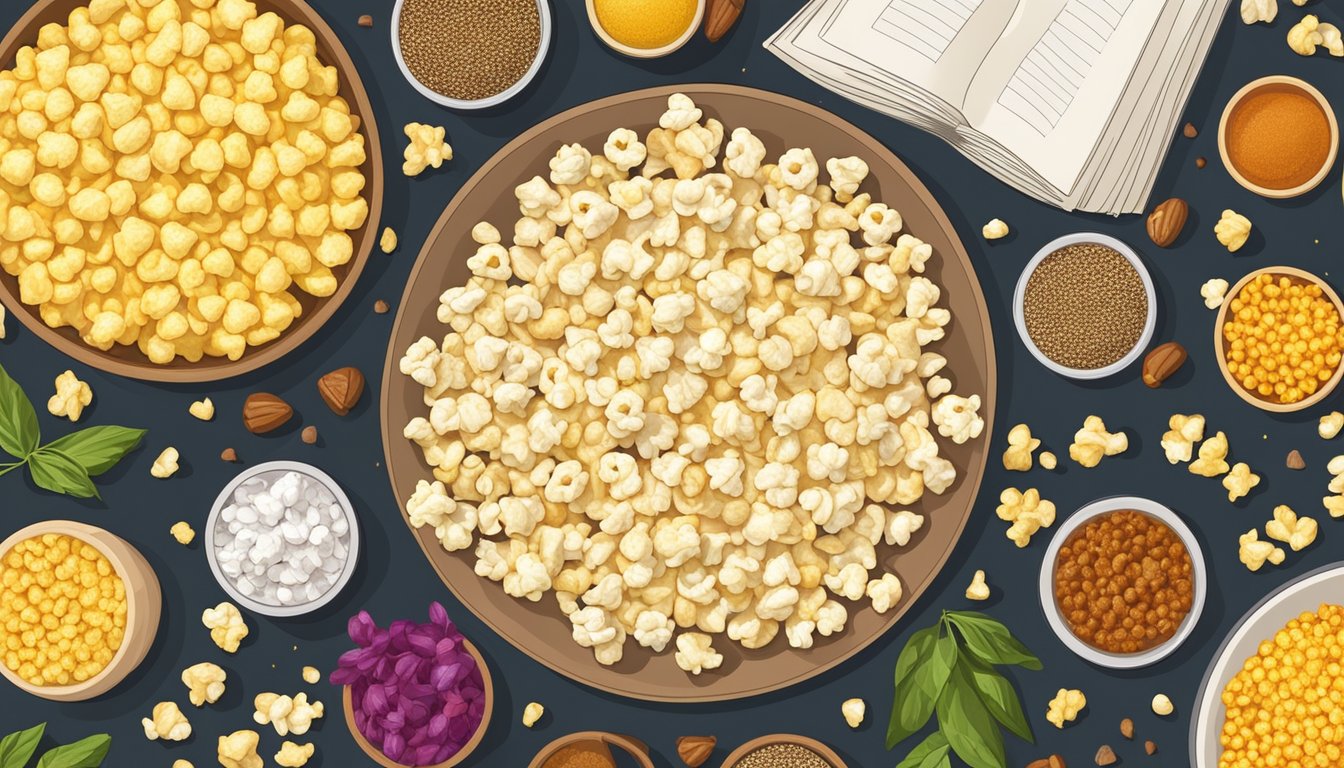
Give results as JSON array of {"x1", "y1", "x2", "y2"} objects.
[
  {"x1": 1191, "y1": 564, "x2": 1344, "y2": 767},
  {"x1": 1013, "y1": 233, "x2": 1157, "y2": 380},
  {"x1": 389, "y1": 0, "x2": 552, "y2": 110},
  {"x1": 205, "y1": 461, "x2": 361, "y2": 617},
  {"x1": 1038, "y1": 496, "x2": 1206, "y2": 669}
]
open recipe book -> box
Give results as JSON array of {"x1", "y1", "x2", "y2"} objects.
[{"x1": 767, "y1": 0, "x2": 1233, "y2": 215}]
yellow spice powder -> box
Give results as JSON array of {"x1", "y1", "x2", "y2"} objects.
[
  {"x1": 594, "y1": 0, "x2": 699, "y2": 49},
  {"x1": 0, "y1": 534, "x2": 127, "y2": 687}
]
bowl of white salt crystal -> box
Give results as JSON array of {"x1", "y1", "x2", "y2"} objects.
[{"x1": 206, "y1": 461, "x2": 361, "y2": 617}]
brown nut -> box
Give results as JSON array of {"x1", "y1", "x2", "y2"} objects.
[
  {"x1": 1095, "y1": 745, "x2": 1117, "y2": 766},
  {"x1": 301, "y1": 426, "x2": 318, "y2": 445},
  {"x1": 704, "y1": 0, "x2": 744, "y2": 42},
  {"x1": 1120, "y1": 717, "x2": 1134, "y2": 739},
  {"x1": 220, "y1": 447, "x2": 238, "y2": 462},
  {"x1": 1146, "y1": 197, "x2": 1189, "y2": 247},
  {"x1": 1287, "y1": 449, "x2": 1306, "y2": 470},
  {"x1": 1145, "y1": 739, "x2": 1158, "y2": 755},
  {"x1": 242, "y1": 393, "x2": 293, "y2": 434},
  {"x1": 1183, "y1": 122, "x2": 1198, "y2": 138},
  {"x1": 357, "y1": 14, "x2": 373, "y2": 27},
  {"x1": 1143, "y1": 341, "x2": 1187, "y2": 387},
  {"x1": 318, "y1": 366, "x2": 365, "y2": 416},
  {"x1": 676, "y1": 735, "x2": 716, "y2": 767},
  {"x1": 374, "y1": 299, "x2": 390, "y2": 314},
  {"x1": 1027, "y1": 757, "x2": 1067, "y2": 768}
]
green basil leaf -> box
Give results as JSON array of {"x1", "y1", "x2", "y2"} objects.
[
  {"x1": 936, "y1": 660, "x2": 1006, "y2": 768},
  {"x1": 888, "y1": 625, "x2": 958, "y2": 748},
  {"x1": 894, "y1": 731, "x2": 950, "y2": 768},
  {"x1": 0, "y1": 723, "x2": 46, "y2": 768},
  {"x1": 36, "y1": 734, "x2": 109, "y2": 768},
  {"x1": 43, "y1": 426, "x2": 146, "y2": 477},
  {"x1": 27, "y1": 449, "x2": 99, "y2": 500},
  {"x1": 0, "y1": 363, "x2": 39, "y2": 460},
  {"x1": 962, "y1": 655, "x2": 1034, "y2": 744},
  {"x1": 946, "y1": 611, "x2": 1042, "y2": 670}
]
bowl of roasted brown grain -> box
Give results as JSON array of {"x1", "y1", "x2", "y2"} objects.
[{"x1": 1038, "y1": 496, "x2": 1206, "y2": 669}]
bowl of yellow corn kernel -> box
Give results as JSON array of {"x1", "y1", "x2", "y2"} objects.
[
  {"x1": 0, "y1": 520, "x2": 161, "y2": 701},
  {"x1": 1191, "y1": 564, "x2": 1344, "y2": 767},
  {"x1": 1214, "y1": 266, "x2": 1344, "y2": 412},
  {"x1": 0, "y1": 0, "x2": 384, "y2": 383}
]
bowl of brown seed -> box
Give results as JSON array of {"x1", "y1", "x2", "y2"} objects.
[
  {"x1": 721, "y1": 735, "x2": 849, "y2": 768},
  {"x1": 391, "y1": 0, "x2": 552, "y2": 110},
  {"x1": 1013, "y1": 233, "x2": 1157, "y2": 380}
]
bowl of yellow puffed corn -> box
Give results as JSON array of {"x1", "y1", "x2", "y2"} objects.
[{"x1": 0, "y1": 0, "x2": 383, "y2": 382}]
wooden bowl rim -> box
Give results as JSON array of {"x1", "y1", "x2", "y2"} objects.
[
  {"x1": 1212, "y1": 265, "x2": 1344, "y2": 413},
  {"x1": 341, "y1": 637, "x2": 494, "y2": 768},
  {"x1": 718, "y1": 734, "x2": 849, "y2": 768},
  {"x1": 0, "y1": 520, "x2": 161, "y2": 700},
  {"x1": 584, "y1": 0, "x2": 706, "y2": 58},
  {"x1": 1217, "y1": 75, "x2": 1339, "y2": 199},
  {"x1": 0, "y1": 0, "x2": 383, "y2": 383},
  {"x1": 526, "y1": 731, "x2": 653, "y2": 768}
]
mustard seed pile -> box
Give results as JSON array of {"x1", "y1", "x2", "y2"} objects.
[
  {"x1": 731, "y1": 744, "x2": 832, "y2": 768},
  {"x1": 398, "y1": 0, "x2": 541, "y2": 101},
  {"x1": 1023, "y1": 243, "x2": 1148, "y2": 369}
]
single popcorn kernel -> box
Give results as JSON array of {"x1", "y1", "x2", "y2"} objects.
[
  {"x1": 203, "y1": 602, "x2": 250, "y2": 653},
  {"x1": 982, "y1": 218, "x2": 1010, "y2": 240},
  {"x1": 1201, "y1": 278, "x2": 1229, "y2": 309},
  {"x1": 218, "y1": 730, "x2": 263, "y2": 768},
  {"x1": 47, "y1": 370, "x2": 92, "y2": 422},
  {"x1": 151, "y1": 447, "x2": 181, "y2": 479},
  {"x1": 403, "y1": 123, "x2": 452, "y2": 176},
  {"x1": 1321, "y1": 411, "x2": 1344, "y2": 439},
  {"x1": 189, "y1": 398, "x2": 216, "y2": 422},
  {"x1": 841, "y1": 697, "x2": 866, "y2": 728},
  {"x1": 1038, "y1": 451, "x2": 1057, "y2": 470},
  {"x1": 1001, "y1": 423, "x2": 1040, "y2": 472},
  {"x1": 964, "y1": 569, "x2": 990, "y2": 601},
  {"x1": 301, "y1": 665, "x2": 321, "y2": 684},
  {"x1": 522, "y1": 701, "x2": 545, "y2": 728},
  {"x1": 275, "y1": 741, "x2": 315, "y2": 768},
  {"x1": 1151, "y1": 692, "x2": 1174, "y2": 717},
  {"x1": 1214, "y1": 210, "x2": 1252, "y2": 251},
  {"x1": 182, "y1": 662, "x2": 227, "y2": 706},
  {"x1": 1046, "y1": 688, "x2": 1086, "y2": 728},
  {"x1": 170, "y1": 521, "x2": 196, "y2": 546},
  {"x1": 379, "y1": 227, "x2": 398, "y2": 254},
  {"x1": 142, "y1": 701, "x2": 192, "y2": 741}
]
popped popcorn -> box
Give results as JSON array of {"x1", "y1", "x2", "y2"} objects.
[
  {"x1": 1151, "y1": 693, "x2": 1174, "y2": 717},
  {"x1": 1241, "y1": 0, "x2": 1277, "y2": 23},
  {"x1": 1321, "y1": 411, "x2": 1344, "y2": 439},
  {"x1": 675, "y1": 632, "x2": 724, "y2": 675},
  {"x1": 1190, "y1": 431, "x2": 1231, "y2": 478},
  {"x1": 841, "y1": 697, "x2": 866, "y2": 729},
  {"x1": 254, "y1": 691, "x2": 324, "y2": 737},
  {"x1": 522, "y1": 701, "x2": 545, "y2": 728},
  {"x1": 996, "y1": 487, "x2": 1056, "y2": 547},
  {"x1": 380, "y1": 227, "x2": 399, "y2": 254},
  {"x1": 301, "y1": 666, "x2": 321, "y2": 685},
  {"x1": 275, "y1": 742, "x2": 315, "y2": 768},
  {"x1": 1068, "y1": 416, "x2": 1128, "y2": 468},
  {"x1": 142, "y1": 701, "x2": 191, "y2": 741},
  {"x1": 1002, "y1": 423, "x2": 1040, "y2": 471},
  {"x1": 1215, "y1": 210, "x2": 1252, "y2": 252},
  {"x1": 1326, "y1": 455, "x2": 1344, "y2": 517},
  {"x1": 981, "y1": 218, "x2": 1010, "y2": 240},
  {"x1": 189, "y1": 399, "x2": 216, "y2": 421},
  {"x1": 1161, "y1": 414, "x2": 1205, "y2": 464},
  {"x1": 1288, "y1": 14, "x2": 1326, "y2": 55},
  {"x1": 1046, "y1": 688, "x2": 1087, "y2": 728},
  {"x1": 1239, "y1": 528, "x2": 1285, "y2": 572},
  {"x1": 1038, "y1": 451, "x2": 1057, "y2": 470},
  {"x1": 218, "y1": 730, "x2": 263, "y2": 768},
  {"x1": 203, "y1": 601, "x2": 250, "y2": 653},
  {"x1": 403, "y1": 123, "x2": 453, "y2": 176},
  {"x1": 964, "y1": 569, "x2": 990, "y2": 601},
  {"x1": 1266, "y1": 505, "x2": 1317, "y2": 551},
  {"x1": 1201, "y1": 278, "x2": 1230, "y2": 309},
  {"x1": 151, "y1": 447, "x2": 180, "y2": 479},
  {"x1": 1222, "y1": 462, "x2": 1260, "y2": 502},
  {"x1": 171, "y1": 521, "x2": 196, "y2": 546},
  {"x1": 182, "y1": 662, "x2": 227, "y2": 706},
  {"x1": 47, "y1": 371, "x2": 92, "y2": 422}
]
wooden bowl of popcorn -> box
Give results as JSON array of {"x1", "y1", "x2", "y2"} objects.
[
  {"x1": 0, "y1": 520, "x2": 161, "y2": 701},
  {"x1": 0, "y1": 0, "x2": 383, "y2": 382}
]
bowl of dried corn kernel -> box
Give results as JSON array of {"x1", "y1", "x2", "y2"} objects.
[
  {"x1": 0, "y1": 0, "x2": 384, "y2": 383},
  {"x1": 0, "y1": 520, "x2": 161, "y2": 701},
  {"x1": 1213, "y1": 266, "x2": 1344, "y2": 412}
]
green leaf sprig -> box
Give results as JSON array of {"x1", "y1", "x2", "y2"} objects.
[
  {"x1": 0, "y1": 723, "x2": 111, "y2": 768},
  {"x1": 0, "y1": 363, "x2": 145, "y2": 499},
  {"x1": 888, "y1": 610, "x2": 1041, "y2": 768}
]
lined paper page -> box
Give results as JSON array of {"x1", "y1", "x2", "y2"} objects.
[
  {"x1": 873, "y1": 0, "x2": 985, "y2": 62},
  {"x1": 996, "y1": 0, "x2": 1135, "y2": 133}
]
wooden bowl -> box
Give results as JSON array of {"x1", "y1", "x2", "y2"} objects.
[
  {"x1": 342, "y1": 638, "x2": 493, "y2": 768},
  {"x1": 0, "y1": 0, "x2": 383, "y2": 383},
  {"x1": 720, "y1": 734, "x2": 849, "y2": 768},
  {"x1": 0, "y1": 521, "x2": 161, "y2": 702},
  {"x1": 527, "y1": 732, "x2": 653, "y2": 768},
  {"x1": 381, "y1": 84, "x2": 996, "y2": 702},
  {"x1": 1213, "y1": 266, "x2": 1344, "y2": 412},
  {"x1": 1218, "y1": 76, "x2": 1338, "y2": 199},
  {"x1": 585, "y1": 0, "x2": 705, "y2": 58}
]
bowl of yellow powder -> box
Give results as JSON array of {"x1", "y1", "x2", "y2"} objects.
[
  {"x1": 586, "y1": 0, "x2": 706, "y2": 58},
  {"x1": 0, "y1": 521, "x2": 161, "y2": 702}
]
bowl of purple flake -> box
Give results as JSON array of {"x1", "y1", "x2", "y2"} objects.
[{"x1": 333, "y1": 602, "x2": 493, "y2": 768}]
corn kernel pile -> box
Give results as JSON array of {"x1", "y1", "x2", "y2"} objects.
[
  {"x1": 1219, "y1": 603, "x2": 1344, "y2": 768},
  {"x1": 0, "y1": 534, "x2": 127, "y2": 686},
  {"x1": 1222, "y1": 274, "x2": 1344, "y2": 404},
  {"x1": 0, "y1": 0, "x2": 370, "y2": 364}
]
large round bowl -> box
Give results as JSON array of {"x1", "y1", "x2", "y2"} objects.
[
  {"x1": 1191, "y1": 564, "x2": 1344, "y2": 767},
  {"x1": 380, "y1": 84, "x2": 997, "y2": 701},
  {"x1": 0, "y1": 521, "x2": 161, "y2": 701},
  {"x1": 0, "y1": 0, "x2": 383, "y2": 383}
]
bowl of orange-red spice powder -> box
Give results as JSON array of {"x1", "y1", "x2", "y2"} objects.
[{"x1": 1218, "y1": 75, "x2": 1338, "y2": 198}]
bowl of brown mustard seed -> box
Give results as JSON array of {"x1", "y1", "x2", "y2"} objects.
[
  {"x1": 1013, "y1": 233, "x2": 1156, "y2": 379},
  {"x1": 391, "y1": 0, "x2": 551, "y2": 109},
  {"x1": 722, "y1": 735, "x2": 849, "y2": 768}
]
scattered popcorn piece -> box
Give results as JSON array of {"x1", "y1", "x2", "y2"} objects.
[
  {"x1": 1320, "y1": 412, "x2": 1344, "y2": 439},
  {"x1": 982, "y1": 218, "x2": 1010, "y2": 240},
  {"x1": 1240, "y1": 0, "x2": 1277, "y2": 23},
  {"x1": 182, "y1": 662, "x2": 227, "y2": 707},
  {"x1": 275, "y1": 741, "x2": 315, "y2": 768},
  {"x1": 142, "y1": 701, "x2": 192, "y2": 741},
  {"x1": 151, "y1": 447, "x2": 181, "y2": 479},
  {"x1": 203, "y1": 602, "x2": 250, "y2": 653},
  {"x1": 675, "y1": 633, "x2": 724, "y2": 675},
  {"x1": 1069, "y1": 416, "x2": 1128, "y2": 468},
  {"x1": 1222, "y1": 462, "x2": 1261, "y2": 502},
  {"x1": 254, "y1": 692, "x2": 324, "y2": 737},
  {"x1": 1320, "y1": 21, "x2": 1344, "y2": 56},
  {"x1": 380, "y1": 227, "x2": 398, "y2": 254},
  {"x1": 841, "y1": 698, "x2": 866, "y2": 729},
  {"x1": 1289, "y1": 14, "x2": 1326, "y2": 54},
  {"x1": 1266, "y1": 505, "x2": 1318, "y2": 551},
  {"x1": 403, "y1": 123, "x2": 452, "y2": 176},
  {"x1": 996, "y1": 488, "x2": 1056, "y2": 547},
  {"x1": 218, "y1": 730, "x2": 263, "y2": 768},
  {"x1": 522, "y1": 701, "x2": 545, "y2": 728},
  {"x1": 1161, "y1": 414, "x2": 1206, "y2": 464},
  {"x1": 1151, "y1": 693, "x2": 1174, "y2": 717},
  {"x1": 964, "y1": 570, "x2": 990, "y2": 601},
  {"x1": 1002, "y1": 424, "x2": 1040, "y2": 472},
  {"x1": 1047, "y1": 689, "x2": 1087, "y2": 728},
  {"x1": 1239, "y1": 529, "x2": 1285, "y2": 572},
  {"x1": 302, "y1": 666, "x2": 321, "y2": 685},
  {"x1": 1201, "y1": 278, "x2": 1229, "y2": 309},
  {"x1": 189, "y1": 398, "x2": 215, "y2": 421},
  {"x1": 171, "y1": 522, "x2": 196, "y2": 546},
  {"x1": 1190, "y1": 431, "x2": 1231, "y2": 477},
  {"x1": 1215, "y1": 210, "x2": 1252, "y2": 252},
  {"x1": 47, "y1": 370, "x2": 92, "y2": 422},
  {"x1": 174, "y1": 761, "x2": 194, "y2": 768},
  {"x1": 1038, "y1": 451, "x2": 1058, "y2": 470}
]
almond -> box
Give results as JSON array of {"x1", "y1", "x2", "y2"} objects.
[
  {"x1": 1027, "y1": 757, "x2": 1067, "y2": 768},
  {"x1": 1120, "y1": 717, "x2": 1134, "y2": 739},
  {"x1": 1143, "y1": 341, "x2": 1187, "y2": 387},
  {"x1": 1287, "y1": 449, "x2": 1306, "y2": 470},
  {"x1": 318, "y1": 366, "x2": 365, "y2": 416},
  {"x1": 704, "y1": 0, "x2": 744, "y2": 42},
  {"x1": 1145, "y1": 739, "x2": 1158, "y2": 755},
  {"x1": 1146, "y1": 197, "x2": 1188, "y2": 247},
  {"x1": 301, "y1": 425, "x2": 318, "y2": 445},
  {"x1": 676, "y1": 735, "x2": 716, "y2": 767},
  {"x1": 242, "y1": 393, "x2": 292, "y2": 434},
  {"x1": 1095, "y1": 745, "x2": 1117, "y2": 766}
]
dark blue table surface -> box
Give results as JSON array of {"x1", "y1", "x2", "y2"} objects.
[{"x1": 1, "y1": 1, "x2": 1341, "y2": 766}]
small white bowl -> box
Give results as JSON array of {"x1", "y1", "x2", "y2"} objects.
[
  {"x1": 1013, "y1": 233, "x2": 1157, "y2": 380},
  {"x1": 1038, "y1": 496, "x2": 1206, "y2": 669},
  {"x1": 205, "y1": 461, "x2": 361, "y2": 618},
  {"x1": 389, "y1": 0, "x2": 552, "y2": 110},
  {"x1": 585, "y1": 0, "x2": 705, "y2": 59}
]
